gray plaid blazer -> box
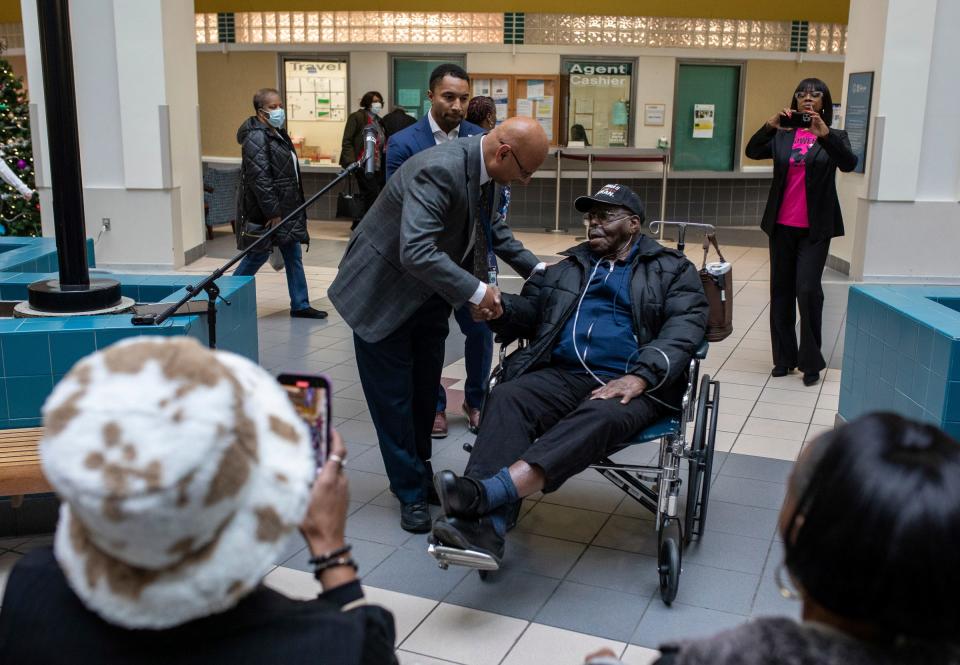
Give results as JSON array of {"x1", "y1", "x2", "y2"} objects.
[{"x1": 329, "y1": 135, "x2": 538, "y2": 343}]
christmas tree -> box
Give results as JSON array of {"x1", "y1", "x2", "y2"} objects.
[{"x1": 0, "y1": 51, "x2": 40, "y2": 237}]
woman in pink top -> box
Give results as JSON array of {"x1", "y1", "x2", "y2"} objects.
[{"x1": 746, "y1": 79, "x2": 857, "y2": 386}]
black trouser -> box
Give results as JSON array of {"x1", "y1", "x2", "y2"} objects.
[
  {"x1": 351, "y1": 171, "x2": 383, "y2": 229},
  {"x1": 464, "y1": 367, "x2": 664, "y2": 493},
  {"x1": 769, "y1": 225, "x2": 831, "y2": 373},
  {"x1": 354, "y1": 295, "x2": 450, "y2": 504}
]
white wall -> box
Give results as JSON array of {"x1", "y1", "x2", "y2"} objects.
[
  {"x1": 836, "y1": 0, "x2": 960, "y2": 280},
  {"x1": 832, "y1": 0, "x2": 888, "y2": 270},
  {"x1": 162, "y1": 0, "x2": 206, "y2": 259},
  {"x1": 350, "y1": 50, "x2": 389, "y2": 109},
  {"x1": 915, "y1": 0, "x2": 960, "y2": 201},
  {"x1": 21, "y1": 0, "x2": 204, "y2": 269}
]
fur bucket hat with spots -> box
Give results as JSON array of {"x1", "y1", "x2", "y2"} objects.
[{"x1": 40, "y1": 336, "x2": 315, "y2": 630}]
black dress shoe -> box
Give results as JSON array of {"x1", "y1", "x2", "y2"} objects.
[
  {"x1": 771, "y1": 366, "x2": 794, "y2": 378},
  {"x1": 803, "y1": 372, "x2": 821, "y2": 387},
  {"x1": 432, "y1": 515, "x2": 505, "y2": 562},
  {"x1": 290, "y1": 307, "x2": 328, "y2": 319},
  {"x1": 434, "y1": 470, "x2": 484, "y2": 518},
  {"x1": 400, "y1": 501, "x2": 431, "y2": 533}
]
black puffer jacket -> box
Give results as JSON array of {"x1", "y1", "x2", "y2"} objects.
[
  {"x1": 236, "y1": 117, "x2": 309, "y2": 249},
  {"x1": 491, "y1": 236, "x2": 708, "y2": 406}
]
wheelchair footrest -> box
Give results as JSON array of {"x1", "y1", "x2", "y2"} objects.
[{"x1": 428, "y1": 541, "x2": 500, "y2": 571}]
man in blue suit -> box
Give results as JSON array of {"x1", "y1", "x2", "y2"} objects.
[
  {"x1": 386, "y1": 64, "x2": 483, "y2": 179},
  {"x1": 385, "y1": 64, "x2": 543, "y2": 440}
]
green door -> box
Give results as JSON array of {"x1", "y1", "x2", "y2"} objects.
[
  {"x1": 392, "y1": 56, "x2": 466, "y2": 120},
  {"x1": 672, "y1": 64, "x2": 740, "y2": 171}
]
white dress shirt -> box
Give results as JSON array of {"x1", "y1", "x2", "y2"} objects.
[{"x1": 428, "y1": 111, "x2": 461, "y2": 145}]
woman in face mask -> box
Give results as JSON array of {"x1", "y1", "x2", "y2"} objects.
[
  {"x1": 340, "y1": 91, "x2": 386, "y2": 230},
  {"x1": 233, "y1": 88, "x2": 327, "y2": 319}
]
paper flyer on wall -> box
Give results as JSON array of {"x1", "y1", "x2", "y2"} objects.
[
  {"x1": 538, "y1": 118, "x2": 553, "y2": 141},
  {"x1": 693, "y1": 104, "x2": 715, "y2": 138},
  {"x1": 495, "y1": 103, "x2": 509, "y2": 120},
  {"x1": 574, "y1": 113, "x2": 593, "y2": 129},
  {"x1": 492, "y1": 79, "x2": 509, "y2": 99},
  {"x1": 536, "y1": 96, "x2": 553, "y2": 119},
  {"x1": 516, "y1": 99, "x2": 534, "y2": 117},
  {"x1": 526, "y1": 80, "x2": 545, "y2": 100},
  {"x1": 575, "y1": 98, "x2": 594, "y2": 114},
  {"x1": 474, "y1": 80, "x2": 492, "y2": 97},
  {"x1": 288, "y1": 93, "x2": 316, "y2": 121}
]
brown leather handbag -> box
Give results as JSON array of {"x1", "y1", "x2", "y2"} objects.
[{"x1": 699, "y1": 234, "x2": 733, "y2": 342}]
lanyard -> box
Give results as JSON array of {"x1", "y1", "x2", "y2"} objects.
[{"x1": 479, "y1": 185, "x2": 501, "y2": 285}]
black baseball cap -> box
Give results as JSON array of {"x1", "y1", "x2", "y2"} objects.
[{"x1": 575, "y1": 184, "x2": 645, "y2": 223}]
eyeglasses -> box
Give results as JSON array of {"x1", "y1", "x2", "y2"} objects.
[
  {"x1": 794, "y1": 90, "x2": 824, "y2": 100},
  {"x1": 583, "y1": 211, "x2": 633, "y2": 225},
  {"x1": 499, "y1": 140, "x2": 535, "y2": 180}
]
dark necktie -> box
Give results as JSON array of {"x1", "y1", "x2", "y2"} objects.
[{"x1": 473, "y1": 182, "x2": 494, "y2": 281}]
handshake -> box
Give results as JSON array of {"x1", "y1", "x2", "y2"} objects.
[{"x1": 471, "y1": 284, "x2": 504, "y2": 322}]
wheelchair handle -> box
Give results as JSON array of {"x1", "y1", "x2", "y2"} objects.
[{"x1": 648, "y1": 220, "x2": 717, "y2": 253}]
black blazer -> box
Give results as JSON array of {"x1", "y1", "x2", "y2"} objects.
[{"x1": 745, "y1": 125, "x2": 857, "y2": 244}]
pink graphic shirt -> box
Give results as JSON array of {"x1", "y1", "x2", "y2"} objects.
[{"x1": 776, "y1": 128, "x2": 817, "y2": 228}]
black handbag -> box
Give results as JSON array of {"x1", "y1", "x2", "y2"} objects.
[
  {"x1": 699, "y1": 234, "x2": 734, "y2": 342},
  {"x1": 336, "y1": 177, "x2": 365, "y2": 220},
  {"x1": 235, "y1": 167, "x2": 272, "y2": 251}
]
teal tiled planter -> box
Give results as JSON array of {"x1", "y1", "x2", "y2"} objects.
[
  {"x1": 842, "y1": 285, "x2": 960, "y2": 438},
  {"x1": 0, "y1": 239, "x2": 259, "y2": 429}
]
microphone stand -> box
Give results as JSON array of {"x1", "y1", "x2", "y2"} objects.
[{"x1": 131, "y1": 161, "x2": 362, "y2": 349}]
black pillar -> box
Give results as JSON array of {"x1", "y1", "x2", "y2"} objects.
[{"x1": 28, "y1": 0, "x2": 121, "y2": 312}]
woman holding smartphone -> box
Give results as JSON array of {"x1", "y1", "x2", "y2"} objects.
[{"x1": 746, "y1": 78, "x2": 857, "y2": 386}]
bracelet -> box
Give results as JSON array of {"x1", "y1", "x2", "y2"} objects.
[
  {"x1": 312, "y1": 556, "x2": 358, "y2": 580},
  {"x1": 308, "y1": 544, "x2": 352, "y2": 567}
]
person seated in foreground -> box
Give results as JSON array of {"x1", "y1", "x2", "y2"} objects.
[
  {"x1": 431, "y1": 184, "x2": 709, "y2": 563},
  {"x1": 0, "y1": 337, "x2": 397, "y2": 665},
  {"x1": 583, "y1": 412, "x2": 960, "y2": 665}
]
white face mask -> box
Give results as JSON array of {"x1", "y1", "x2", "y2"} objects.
[{"x1": 370, "y1": 102, "x2": 383, "y2": 115}]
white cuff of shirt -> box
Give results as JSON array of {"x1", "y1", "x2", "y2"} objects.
[
  {"x1": 468, "y1": 281, "x2": 487, "y2": 305},
  {"x1": 533, "y1": 262, "x2": 547, "y2": 274}
]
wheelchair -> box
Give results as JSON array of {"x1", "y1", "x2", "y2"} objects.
[{"x1": 428, "y1": 338, "x2": 720, "y2": 605}]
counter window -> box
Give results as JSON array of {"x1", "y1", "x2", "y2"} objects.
[{"x1": 562, "y1": 60, "x2": 633, "y2": 148}]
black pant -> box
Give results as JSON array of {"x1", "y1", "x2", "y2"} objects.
[
  {"x1": 354, "y1": 295, "x2": 450, "y2": 504},
  {"x1": 464, "y1": 367, "x2": 664, "y2": 493},
  {"x1": 769, "y1": 225, "x2": 830, "y2": 373},
  {"x1": 351, "y1": 171, "x2": 383, "y2": 230}
]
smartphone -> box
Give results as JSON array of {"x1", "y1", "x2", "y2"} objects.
[
  {"x1": 277, "y1": 373, "x2": 332, "y2": 469},
  {"x1": 780, "y1": 111, "x2": 812, "y2": 128}
]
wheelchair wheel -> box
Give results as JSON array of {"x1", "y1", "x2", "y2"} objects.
[
  {"x1": 658, "y1": 536, "x2": 680, "y2": 605},
  {"x1": 684, "y1": 376, "x2": 710, "y2": 547}
]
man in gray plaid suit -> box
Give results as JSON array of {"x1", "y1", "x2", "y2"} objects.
[{"x1": 328, "y1": 117, "x2": 550, "y2": 532}]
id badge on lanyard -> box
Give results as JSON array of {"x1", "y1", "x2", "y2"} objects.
[{"x1": 481, "y1": 189, "x2": 500, "y2": 286}]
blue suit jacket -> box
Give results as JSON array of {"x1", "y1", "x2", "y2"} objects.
[{"x1": 385, "y1": 115, "x2": 484, "y2": 180}]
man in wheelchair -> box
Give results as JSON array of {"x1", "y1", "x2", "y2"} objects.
[{"x1": 431, "y1": 184, "x2": 709, "y2": 564}]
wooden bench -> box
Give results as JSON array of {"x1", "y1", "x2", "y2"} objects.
[{"x1": 0, "y1": 427, "x2": 50, "y2": 507}]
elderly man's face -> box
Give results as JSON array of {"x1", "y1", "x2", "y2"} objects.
[{"x1": 585, "y1": 204, "x2": 639, "y2": 256}]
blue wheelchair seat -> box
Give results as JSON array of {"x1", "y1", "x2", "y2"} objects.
[{"x1": 633, "y1": 416, "x2": 682, "y2": 443}]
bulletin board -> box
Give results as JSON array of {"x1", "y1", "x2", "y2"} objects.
[
  {"x1": 282, "y1": 57, "x2": 349, "y2": 164},
  {"x1": 469, "y1": 74, "x2": 560, "y2": 145}
]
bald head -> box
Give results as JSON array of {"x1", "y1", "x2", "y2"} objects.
[{"x1": 484, "y1": 116, "x2": 550, "y2": 185}]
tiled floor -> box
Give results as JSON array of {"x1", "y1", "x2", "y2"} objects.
[{"x1": 1, "y1": 222, "x2": 852, "y2": 664}]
